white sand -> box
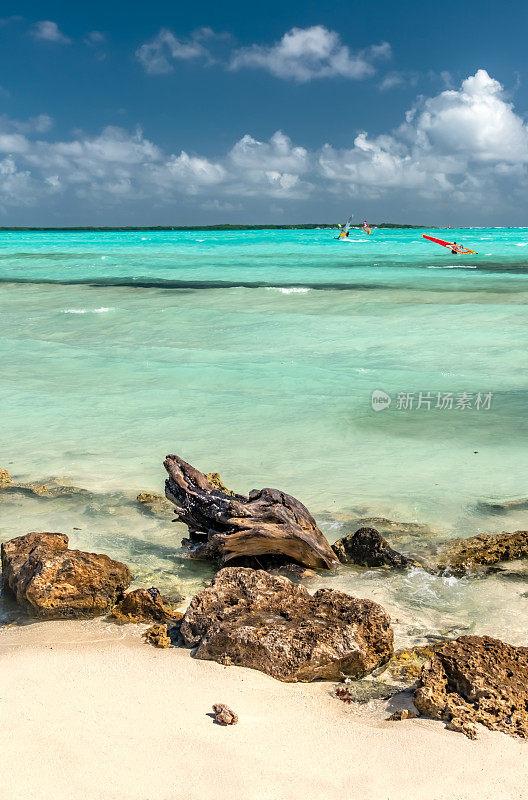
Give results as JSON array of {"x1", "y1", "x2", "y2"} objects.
[{"x1": 1, "y1": 619, "x2": 526, "y2": 800}]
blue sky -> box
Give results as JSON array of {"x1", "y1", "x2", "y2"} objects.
[{"x1": 1, "y1": 0, "x2": 527, "y2": 225}]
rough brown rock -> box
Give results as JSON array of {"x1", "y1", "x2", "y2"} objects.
[
  {"x1": 111, "y1": 587, "x2": 183, "y2": 624},
  {"x1": 332, "y1": 527, "x2": 419, "y2": 568},
  {"x1": 143, "y1": 623, "x2": 172, "y2": 648},
  {"x1": 180, "y1": 567, "x2": 393, "y2": 682},
  {"x1": 0, "y1": 467, "x2": 12, "y2": 487},
  {"x1": 432, "y1": 530, "x2": 528, "y2": 574},
  {"x1": 414, "y1": 635, "x2": 528, "y2": 739},
  {"x1": 212, "y1": 704, "x2": 238, "y2": 725},
  {"x1": 1, "y1": 531, "x2": 131, "y2": 619},
  {"x1": 164, "y1": 454, "x2": 339, "y2": 570},
  {"x1": 387, "y1": 710, "x2": 418, "y2": 721}
]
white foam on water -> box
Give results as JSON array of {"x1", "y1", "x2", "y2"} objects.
[
  {"x1": 61, "y1": 307, "x2": 116, "y2": 314},
  {"x1": 266, "y1": 287, "x2": 311, "y2": 294},
  {"x1": 426, "y1": 265, "x2": 478, "y2": 269},
  {"x1": 514, "y1": 243, "x2": 528, "y2": 246}
]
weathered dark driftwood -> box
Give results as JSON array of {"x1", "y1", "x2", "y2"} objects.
[{"x1": 163, "y1": 454, "x2": 339, "y2": 570}]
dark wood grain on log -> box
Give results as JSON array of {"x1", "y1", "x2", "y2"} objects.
[{"x1": 164, "y1": 454, "x2": 339, "y2": 570}]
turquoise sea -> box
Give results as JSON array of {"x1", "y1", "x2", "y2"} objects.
[{"x1": 1, "y1": 227, "x2": 528, "y2": 647}]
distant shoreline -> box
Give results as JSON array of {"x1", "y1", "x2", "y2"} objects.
[{"x1": 0, "y1": 223, "x2": 427, "y2": 232}]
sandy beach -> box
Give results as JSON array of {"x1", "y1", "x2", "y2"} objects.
[{"x1": 1, "y1": 619, "x2": 526, "y2": 800}]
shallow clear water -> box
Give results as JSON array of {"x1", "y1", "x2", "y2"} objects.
[{"x1": 1, "y1": 227, "x2": 527, "y2": 645}]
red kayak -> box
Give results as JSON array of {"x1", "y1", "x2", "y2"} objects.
[{"x1": 423, "y1": 234, "x2": 477, "y2": 254}]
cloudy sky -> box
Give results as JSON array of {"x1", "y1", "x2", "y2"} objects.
[{"x1": 1, "y1": 0, "x2": 527, "y2": 225}]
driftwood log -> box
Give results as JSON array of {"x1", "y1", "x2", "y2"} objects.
[{"x1": 164, "y1": 454, "x2": 339, "y2": 570}]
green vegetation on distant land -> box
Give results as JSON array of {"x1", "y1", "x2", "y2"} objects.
[{"x1": 0, "y1": 223, "x2": 428, "y2": 232}]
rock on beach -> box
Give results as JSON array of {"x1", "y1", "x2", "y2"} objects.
[
  {"x1": 1, "y1": 531, "x2": 131, "y2": 619},
  {"x1": 180, "y1": 566, "x2": 393, "y2": 682}
]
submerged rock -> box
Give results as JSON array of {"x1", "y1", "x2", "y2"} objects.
[
  {"x1": 1, "y1": 531, "x2": 131, "y2": 619},
  {"x1": 111, "y1": 587, "x2": 183, "y2": 624},
  {"x1": 386, "y1": 645, "x2": 437, "y2": 682},
  {"x1": 136, "y1": 491, "x2": 174, "y2": 517},
  {"x1": 337, "y1": 644, "x2": 441, "y2": 704},
  {"x1": 7, "y1": 479, "x2": 91, "y2": 499},
  {"x1": 212, "y1": 704, "x2": 238, "y2": 725},
  {"x1": 332, "y1": 527, "x2": 419, "y2": 568},
  {"x1": 477, "y1": 497, "x2": 528, "y2": 513},
  {"x1": 143, "y1": 623, "x2": 172, "y2": 648},
  {"x1": 349, "y1": 517, "x2": 438, "y2": 541},
  {"x1": 180, "y1": 566, "x2": 393, "y2": 682},
  {"x1": 414, "y1": 635, "x2": 528, "y2": 739},
  {"x1": 432, "y1": 530, "x2": 528, "y2": 574},
  {"x1": 164, "y1": 453, "x2": 339, "y2": 570}
]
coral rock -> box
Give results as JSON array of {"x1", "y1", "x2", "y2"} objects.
[
  {"x1": 387, "y1": 709, "x2": 418, "y2": 721},
  {"x1": 212, "y1": 704, "x2": 238, "y2": 725},
  {"x1": 143, "y1": 623, "x2": 172, "y2": 648},
  {"x1": 111, "y1": 587, "x2": 183, "y2": 624},
  {"x1": 180, "y1": 567, "x2": 393, "y2": 682},
  {"x1": 432, "y1": 530, "x2": 528, "y2": 574},
  {"x1": 0, "y1": 468, "x2": 12, "y2": 487},
  {"x1": 1, "y1": 531, "x2": 131, "y2": 619},
  {"x1": 414, "y1": 635, "x2": 528, "y2": 739}
]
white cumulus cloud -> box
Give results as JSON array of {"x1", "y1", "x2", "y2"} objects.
[
  {"x1": 318, "y1": 69, "x2": 528, "y2": 205},
  {"x1": 136, "y1": 25, "x2": 390, "y2": 82},
  {"x1": 230, "y1": 26, "x2": 391, "y2": 82},
  {"x1": 1, "y1": 71, "x2": 528, "y2": 220}
]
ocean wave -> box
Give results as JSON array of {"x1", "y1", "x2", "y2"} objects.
[
  {"x1": 426, "y1": 265, "x2": 478, "y2": 269},
  {"x1": 265, "y1": 287, "x2": 311, "y2": 294},
  {"x1": 61, "y1": 307, "x2": 115, "y2": 314}
]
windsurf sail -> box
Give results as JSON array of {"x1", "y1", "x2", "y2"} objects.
[
  {"x1": 338, "y1": 216, "x2": 353, "y2": 239},
  {"x1": 423, "y1": 234, "x2": 477, "y2": 255},
  {"x1": 362, "y1": 220, "x2": 371, "y2": 235}
]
